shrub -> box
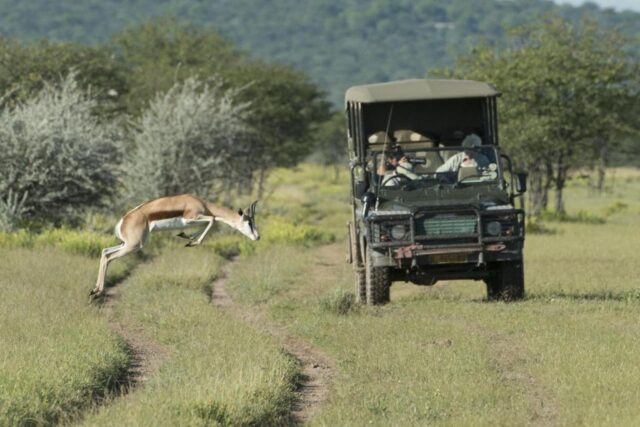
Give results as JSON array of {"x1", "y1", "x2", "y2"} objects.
[
  {"x1": 0, "y1": 72, "x2": 124, "y2": 225},
  {"x1": 261, "y1": 217, "x2": 335, "y2": 246},
  {"x1": 33, "y1": 228, "x2": 116, "y2": 258},
  {"x1": 0, "y1": 190, "x2": 29, "y2": 231},
  {"x1": 206, "y1": 235, "x2": 242, "y2": 259},
  {"x1": 124, "y1": 77, "x2": 253, "y2": 203},
  {"x1": 320, "y1": 289, "x2": 358, "y2": 315}
]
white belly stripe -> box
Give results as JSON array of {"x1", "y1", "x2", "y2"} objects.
[{"x1": 149, "y1": 217, "x2": 209, "y2": 232}]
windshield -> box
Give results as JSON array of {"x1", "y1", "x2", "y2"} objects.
[{"x1": 372, "y1": 146, "x2": 501, "y2": 189}]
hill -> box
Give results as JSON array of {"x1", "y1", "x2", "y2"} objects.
[{"x1": 0, "y1": 0, "x2": 638, "y2": 105}]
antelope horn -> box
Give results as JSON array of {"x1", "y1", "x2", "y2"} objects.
[{"x1": 248, "y1": 200, "x2": 258, "y2": 217}]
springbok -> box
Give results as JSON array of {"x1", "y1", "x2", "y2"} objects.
[{"x1": 90, "y1": 194, "x2": 259, "y2": 300}]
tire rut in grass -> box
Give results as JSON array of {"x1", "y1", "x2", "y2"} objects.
[
  {"x1": 212, "y1": 260, "x2": 334, "y2": 425},
  {"x1": 100, "y1": 268, "x2": 166, "y2": 396}
]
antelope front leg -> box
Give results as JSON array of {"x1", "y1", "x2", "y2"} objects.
[{"x1": 185, "y1": 216, "x2": 215, "y2": 247}]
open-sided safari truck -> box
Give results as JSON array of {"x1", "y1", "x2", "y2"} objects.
[{"x1": 345, "y1": 79, "x2": 527, "y2": 305}]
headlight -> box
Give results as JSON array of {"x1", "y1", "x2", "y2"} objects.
[
  {"x1": 390, "y1": 224, "x2": 409, "y2": 240},
  {"x1": 486, "y1": 221, "x2": 502, "y2": 236}
]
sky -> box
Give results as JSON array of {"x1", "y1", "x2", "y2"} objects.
[{"x1": 553, "y1": 0, "x2": 640, "y2": 12}]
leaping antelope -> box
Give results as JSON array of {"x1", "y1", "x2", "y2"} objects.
[{"x1": 90, "y1": 194, "x2": 259, "y2": 300}]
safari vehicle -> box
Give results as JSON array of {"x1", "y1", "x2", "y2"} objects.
[{"x1": 345, "y1": 79, "x2": 527, "y2": 305}]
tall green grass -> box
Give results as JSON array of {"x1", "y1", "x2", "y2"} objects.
[
  {"x1": 78, "y1": 247, "x2": 299, "y2": 426},
  {"x1": 0, "y1": 248, "x2": 130, "y2": 426}
]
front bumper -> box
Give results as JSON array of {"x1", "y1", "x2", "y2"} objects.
[{"x1": 367, "y1": 206, "x2": 524, "y2": 268}]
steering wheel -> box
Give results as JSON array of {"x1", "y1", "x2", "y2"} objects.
[{"x1": 382, "y1": 173, "x2": 411, "y2": 187}]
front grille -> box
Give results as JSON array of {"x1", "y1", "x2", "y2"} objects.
[{"x1": 415, "y1": 213, "x2": 478, "y2": 237}]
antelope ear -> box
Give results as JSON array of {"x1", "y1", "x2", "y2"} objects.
[{"x1": 237, "y1": 208, "x2": 243, "y2": 216}]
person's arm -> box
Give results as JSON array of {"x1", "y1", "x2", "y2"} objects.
[{"x1": 436, "y1": 153, "x2": 461, "y2": 172}]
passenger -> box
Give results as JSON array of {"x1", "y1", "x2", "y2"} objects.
[
  {"x1": 377, "y1": 147, "x2": 419, "y2": 186},
  {"x1": 436, "y1": 134, "x2": 490, "y2": 173}
]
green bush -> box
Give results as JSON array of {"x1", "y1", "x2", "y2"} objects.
[
  {"x1": 320, "y1": 289, "x2": 359, "y2": 315},
  {"x1": 0, "y1": 230, "x2": 33, "y2": 248},
  {"x1": 205, "y1": 235, "x2": 242, "y2": 259},
  {"x1": 0, "y1": 227, "x2": 119, "y2": 258},
  {"x1": 33, "y1": 229, "x2": 116, "y2": 258},
  {"x1": 262, "y1": 217, "x2": 335, "y2": 246}
]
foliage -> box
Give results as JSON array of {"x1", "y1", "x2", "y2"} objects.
[
  {"x1": 0, "y1": 73, "x2": 124, "y2": 225},
  {"x1": 320, "y1": 288, "x2": 359, "y2": 315},
  {"x1": 113, "y1": 19, "x2": 330, "y2": 197},
  {"x1": 0, "y1": 1, "x2": 638, "y2": 105},
  {"x1": 0, "y1": 38, "x2": 128, "y2": 116},
  {"x1": 0, "y1": 189, "x2": 29, "y2": 231},
  {"x1": 309, "y1": 111, "x2": 348, "y2": 180},
  {"x1": 260, "y1": 216, "x2": 336, "y2": 246},
  {"x1": 124, "y1": 77, "x2": 252, "y2": 202},
  {"x1": 452, "y1": 17, "x2": 640, "y2": 215},
  {"x1": 0, "y1": 228, "x2": 119, "y2": 258}
]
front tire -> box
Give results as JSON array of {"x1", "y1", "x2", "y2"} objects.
[
  {"x1": 485, "y1": 261, "x2": 524, "y2": 301},
  {"x1": 365, "y1": 248, "x2": 391, "y2": 305}
]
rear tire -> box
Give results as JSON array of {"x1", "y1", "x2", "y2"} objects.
[
  {"x1": 485, "y1": 261, "x2": 524, "y2": 302},
  {"x1": 365, "y1": 248, "x2": 391, "y2": 305}
]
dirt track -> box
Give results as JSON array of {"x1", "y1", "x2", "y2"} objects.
[
  {"x1": 102, "y1": 275, "x2": 166, "y2": 393},
  {"x1": 212, "y1": 260, "x2": 335, "y2": 425}
]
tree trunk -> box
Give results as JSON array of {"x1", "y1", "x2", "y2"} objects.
[
  {"x1": 528, "y1": 168, "x2": 545, "y2": 217},
  {"x1": 554, "y1": 153, "x2": 568, "y2": 215},
  {"x1": 542, "y1": 161, "x2": 554, "y2": 210},
  {"x1": 596, "y1": 140, "x2": 608, "y2": 193},
  {"x1": 257, "y1": 167, "x2": 268, "y2": 200}
]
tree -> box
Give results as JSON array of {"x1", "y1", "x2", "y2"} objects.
[
  {"x1": 124, "y1": 77, "x2": 253, "y2": 203},
  {"x1": 0, "y1": 73, "x2": 124, "y2": 228},
  {"x1": 0, "y1": 38, "x2": 129, "y2": 116},
  {"x1": 310, "y1": 111, "x2": 348, "y2": 181},
  {"x1": 452, "y1": 17, "x2": 639, "y2": 215},
  {"x1": 113, "y1": 19, "x2": 330, "y2": 196}
]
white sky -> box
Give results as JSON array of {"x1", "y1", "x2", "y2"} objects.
[{"x1": 553, "y1": 0, "x2": 640, "y2": 12}]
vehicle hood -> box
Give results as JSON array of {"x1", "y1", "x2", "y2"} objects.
[{"x1": 376, "y1": 185, "x2": 511, "y2": 212}]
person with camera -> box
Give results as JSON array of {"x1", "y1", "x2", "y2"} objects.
[{"x1": 377, "y1": 147, "x2": 419, "y2": 186}]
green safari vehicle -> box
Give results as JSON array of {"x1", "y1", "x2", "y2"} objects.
[{"x1": 345, "y1": 79, "x2": 528, "y2": 305}]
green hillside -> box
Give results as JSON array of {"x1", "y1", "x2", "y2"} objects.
[{"x1": 0, "y1": 0, "x2": 638, "y2": 104}]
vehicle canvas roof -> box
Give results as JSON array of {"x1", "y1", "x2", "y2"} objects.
[{"x1": 345, "y1": 79, "x2": 500, "y2": 103}]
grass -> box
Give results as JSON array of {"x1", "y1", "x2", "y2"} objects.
[
  {"x1": 3, "y1": 163, "x2": 639, "y2": 425},
  {"x1": 222, "y1": 165, "x2": 640, "y2": 426},
  {"x1": 0, "y1": 248, "x2": 132, "y2": 426},
  {"x1": 77, "y1": 246, "x2": 300, "y2": 426}
]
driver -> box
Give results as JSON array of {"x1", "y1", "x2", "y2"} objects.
[
  {"x1": 436, "y1": 133, "x2": 490, "y2": 173},
  {"x1": 377, "y1": 147, "x2": 419, "y2": 186}
]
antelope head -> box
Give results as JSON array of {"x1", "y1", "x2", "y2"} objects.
[{"x1": 237, "y1": 200, "x2": 260, "y2": 241}]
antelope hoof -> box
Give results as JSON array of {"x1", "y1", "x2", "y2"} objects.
[
  {"x1": 185, "y1": 241, "x2": 195, "y2": 247},
  {"x1": 89, "y1": 289, "x2": 103, "y2": 302},
  {"x1": 176, "y1": 232, "x2": 190, "y2": 240}
]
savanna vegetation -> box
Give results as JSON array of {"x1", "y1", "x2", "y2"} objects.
[
  {"x1": 0, "y1": 4, "x2": 639, "y2": 426},
  {"x1": 0, "y1": 0, "x2": 639, "y2": 104}
]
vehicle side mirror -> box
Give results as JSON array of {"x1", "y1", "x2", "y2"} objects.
[{"x1": 515, "y1": 172, "x2": 528, "y2": 193}]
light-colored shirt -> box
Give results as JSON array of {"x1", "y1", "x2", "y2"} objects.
[
  {"x1": 436, "y1": 152, "x2": 490, "y2": 173},
  {"x1": 383, "y1": 161, "x2": 419, "y2": 186}
]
